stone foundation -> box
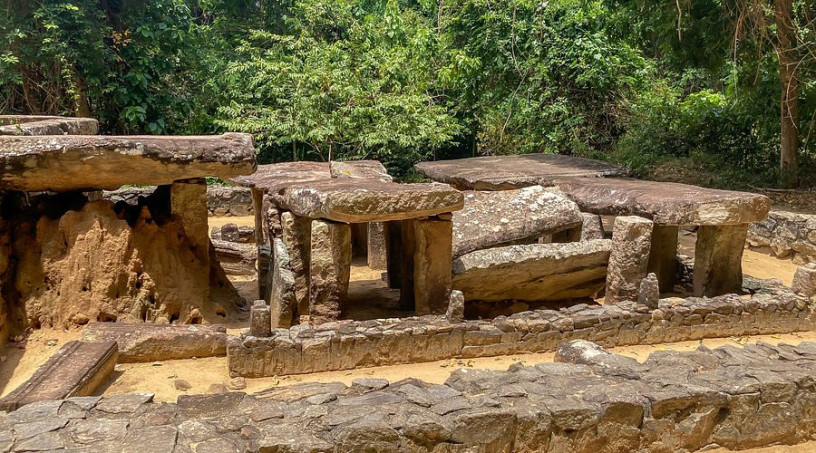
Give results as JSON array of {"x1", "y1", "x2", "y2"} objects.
[
  {"x1": 15, "y1": 337, "x2": 816, "y2": 452},
  {"x1": 748, "y1": 209, "x2": 816, "y2": 264},
  {"x1": 228, "y1": 278, "x2": 811, "y2": 377}
]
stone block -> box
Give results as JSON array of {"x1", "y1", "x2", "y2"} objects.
[
  {"x1": 82, "y1": 322, "x2": 227, "y2": 362},
  {"x1": 694, "y1": 224, "x2": 749, "y2": 297},
  {"x1": 367, "y1": 222, "x2": 387, "y2": 270},
  {"x1": 792, "y1": 264, "x2": 816, "y2": 298},
  {"x1": 580, "y1": 212, "x2": 605, "y2": 240},
  {"x1": 270, "y1": 238, "x2": 297, "y2": 328},
  {"x1": 250, "y1": 301, "x2": 272, "y2": 337},
  {"x1": 605, "y1": 216, "x2": 653, "y2": 304},
  {"x1": 309, "y1": 220, "x2": 352, "y2": 324},
  {"x1": 281, "y1": 211, "x2": 312, "y2": 318}
]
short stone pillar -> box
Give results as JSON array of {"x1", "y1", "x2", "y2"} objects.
[
  {"x1": 270, "y1": 238, "x2": 296, "y2": 328},
  {"x1": 281, "y1": 212, "x2": 312, "y2": 317},
  {"x1": 693, "y1": 224, "x2": 748, "y2": 297},
  {"x1": 367, "y1": 222, "x2": 387, "y2": 270},
  {"x1": 793, "y1": 264, "x2": 816, "y2": 299},
  {"x1": 605, "y1": 216, "x2": 653, "y2": 304},
  {"x1": 446, "y1": 290, "x2": 465, "y2": 322},
  {"x1": 170, "y1": 178, "x2": 209, "y2": 263},
  {"x1": 580, "y1": 213, "x2": 605, "y2": 241},
  {"x1": 409, "y1": 216, "x2": 453, "y2": 315},
  {"x1": 309, "y1": 220, "x2": 351, "y2": 324},
  {"x1": 637, "y1": 273, "x2": 660, "y2": 309},
  {"x1": 249, "y1": 300, "x2": 272, "y2": 337},
  {"x1": 647, "y1": 225, "x2": 679, "y2": 292}
]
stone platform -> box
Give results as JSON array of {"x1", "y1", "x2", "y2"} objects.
[
  {"x1": 9, "y1": 337, "x2": 816, "y2": 452},
  {"x1": 414, "y1": 153, "x2": 624, "y2": 190},
  {"x1": 0, "y1": 115, "x2": 98, "y2": 136}
]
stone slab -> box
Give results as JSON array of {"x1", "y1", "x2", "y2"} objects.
[
  {"x1": 277, "y1": 179, "x2": 464, "y2": 223},
  {"x1": 452, "y1": 186, "x2": 582, "y2": 258},
  {"x1": 232, "y1": 161, "x2": 330, "y2": 191},
  {"x1": 0, "y1": 133, "x2": 256, "y2": 192},
  {"x1": 81, "y1": 323, "x2": 227, "y2": 362},
  {"x1": 0, "y1": 115, "x2": 99, "y2": 136},
  {"x1": 0, "y1": 340, "x2": 117, "y2": 411},
  {"x1": 414, "y1": 154, "x2": 624, "y2": 190},
  {"x1": 330, "y1": 160, "x2": 392, "y2": 181},
  {"x1": 451, "y1": 240, "x2": 611, "y2": 301},
  {"x1": 551, "y1": 177, "x2": 771, "y2": 225}
]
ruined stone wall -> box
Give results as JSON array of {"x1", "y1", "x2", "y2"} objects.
[
  {"x1": 105, "y1": 186, "x2": 253, "y2": 217},
  {"x1": 11, "y1": 338, "x2": 816, "y2": 452},
  {"x1": 228, "y1": 278, "x2": 812, "y2": 377},
  {"x1": 748, "y1": 209, "x2": 816, "y2": 264}
]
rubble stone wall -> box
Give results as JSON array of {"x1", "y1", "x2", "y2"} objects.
[
  {"x1": 11, "y1": 338, "x2": 816, "y2": 452},
  {"x1": 748, "y1": 209, "x2": 816, "y2": 264},
  {"x1": 228, "y1": 279, "x2": 813, "y2": 377},
  {"x1": 105, "y1": 186, "x2": 253, "y2": 217}
]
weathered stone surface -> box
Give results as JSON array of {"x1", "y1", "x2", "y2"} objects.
[
  {"x1": 415, "y1": 154, "x2": 624, "y2": 190},
  {"x1": 748, "y1": 210, "x2": 816, "y2": 264},
  {"x1": 0, "y1": 133, "x2": 256, "y2": 192},
  {"x1": 309, "y1": 220, "x2": 351, "y2": 324},
  {"x1": 0, "y1": 341, "x2": 116, "y2": 411},
  {"x1": 367, "y1": 222, "x2": 387, "y2": 270},
  {"x1": 451, "y1": 186, "x2": 582, "y2": 259},
  {"x1": 580, "y1": 213, "x2": 605, "y2": 241},
  {"x1": 281, "y1": 212, "x2": 312, "y2": 319},
  {"x1": 638, "y1": 273, "x2": 660, "y2": 309},
  {"x1": 693, "y1": 224, "x2": 748, "y2": 297},
  {"x1": 451, "y1": 240, "x2": 611, "y2": 302},
  {"x1": 411, "y1": 218, "x2": 453, "y2": 315},
  {"x1": 330, "y1": 160, "x2": 392, "y2": 181},
  {"x1": 551, "y1": 176, "x2": 771, "y2": 225},
  {"x1": 0, "y1": 115, "x2": 98, "y2": 136},
  {"x1": 793, "y1": 264, "x2": 816, "y2": 298},
  {"x1": 446, "y1": 290, "x2": 465, "y2": 322},
  {"x1": 270, "y1": 238, "x2": 297, "y2": 328},
  {"x1": 212, "y1": 239, "x2": 257, "y2": 276},
  {"x1": 82, "y1": 323, "x2": 227, "y2": 362},
  {"x1": 171, "y1": 179, "x2": 209, "y2": 263},
  {"x1": 277, "y1": 179, "x2": 464, "y2": 223},
  {"x1": 605, "y1": 216, "x2": 653, "y2": 304},
  {"x1": 206, "y1": 185, "x2": 253, "y2": 216},
  {"x1": 647, "y1": 224, "x2": 679, "y2": 292},
  {"x1": 250, "y1": 301, "x2": 272, "y2": 338}
]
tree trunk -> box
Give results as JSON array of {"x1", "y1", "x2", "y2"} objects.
[{"x1": 775, "y1": 0, "x2": 799, "y2": 188}]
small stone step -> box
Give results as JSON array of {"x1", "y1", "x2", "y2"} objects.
[
  {"x1": 82, "y1": 323, "x2": 227, "y2": 362},
  {"x1": 0, "y1": 340, "x2": 117, "y2": 412}
]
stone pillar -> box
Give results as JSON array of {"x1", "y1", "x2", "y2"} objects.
[
  {"x1": 385, "y1": 221, "x2": 403, "y2": 289},
  {"x1": 249, "y1": 301, "x2": 271, "y2": 337},
  {"x1": 309, "y1": 220, "x2": 351, "y2": 325},
  {"x1": 170, "y1": 178, "x2": 209, "y2": 264},
  {"x1": 251, "y1": 188, "x2": 270, "y2": 300},
  {"x1": 693, "y1": 224, "x2": 748, "y2": 297},
  {"x1": 350, "y1": 223, "x2": 368, "y2": 259},
  {"x1": 367, "y1": 222, "x2": 387, "y2": 270},
  {"x1": 446, "y1": 289, "x2": 465, "y2": 322},
  {"x1": 605, "y1": 216, "x2": 653, "y2": 304},
  {"x1": 281, "y1": 212, "x2": 312, "y2": 318},
  {"x1": 270, "y1": 238, "x2": 296, "y2": 328},
  {"x1": 399, "y1": 220, "x2": 417, "y2": 310},
  {"x1": 411, "y1": 217, "x2": 453, "y2": 315},
  {"x1": 647, "y1": 225, "x2": 679, "y2": 292},
  {"x1": 580, "y1": 213, "x2": 605, "y2": 241}
]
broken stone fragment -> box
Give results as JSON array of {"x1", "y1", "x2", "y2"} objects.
[
  {"x1": 446, "y1": 290, "x2": 465, "y2": 323},
  {"x1": 792, "y1": 264, "x2": 816, "y2": 298},
  {"x1": 580, "y1": 212, "x2": 605, "y2": 240},
  {"x1": 330, "y1": 160, "x2": 393, "y2": 181},
  {"x1": 637, "y1": 273, "x2": 660, "y2": 309},
  {"x1": 250, "y1": 300, "x2": 272, "y2": 337},
  {"x1": 0, "y1": 133, "x2": 256, "y2": 192}
]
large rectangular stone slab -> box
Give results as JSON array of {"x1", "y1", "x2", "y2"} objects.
[
  {"x1": 415, "y1": 154, "x2": 623, "y2": 190},
  {"x1": 551, "y1": 177, "x2": 771, "y2": 225},
  {"x1": 232, "y1": 161, "x2": 330, "y2": 192},
  {"x1": 0, "y1": 115, "x2": 99, "y2": 136},
  {"x1": 81, "y1": 323, "x2": 227, "y2": 362},
  {"x1": 0, "y1": 133, "x2": 256, "y2": 192},
  {"x1": 0, "y1": 340, "x2": 117, "y2": 411},
  {"x1": 277, "y1": 179, "x2": 464, "y2": 223},
  {"x1": 452, "y1": 186, "x2": 582, "y2": 258},
  {"x1": 452, "y1": 240, "x2": 611, "y2": 301}
]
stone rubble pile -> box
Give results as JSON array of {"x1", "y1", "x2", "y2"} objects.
[{"x1": 748, "y1": 209, "x2": 816, "y2": 264}]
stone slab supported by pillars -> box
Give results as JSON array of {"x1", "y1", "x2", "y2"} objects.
[
  {"x1": 605, "y1": 216, "x2": 653, "y2": 304},
  {"x1": 693, "y1": 224, "x2": 749, "y2": 297},
  {"x1": 309, "y1": 220, "x2": 352, "y2": 325}
]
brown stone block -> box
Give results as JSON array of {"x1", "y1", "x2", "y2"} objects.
[
  {"x1": 693, "y1": 224, "x2": 748, "y2": 297},
  {"x1": 309, "y1": 220, "x2": 351, "y2": 324}
]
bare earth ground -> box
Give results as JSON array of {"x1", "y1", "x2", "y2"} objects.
[{"x1": 0, "y1": 213, "x2": 812, "y2": 451}]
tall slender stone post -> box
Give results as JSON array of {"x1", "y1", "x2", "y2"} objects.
[
  {"x1": 399, "y1": 220, "x2": 417, "y2": 310},
  {"x1": 367, "y1": 222, "x2": 387, "y2": 270},
  {"x1": 385, "y1": 221, "x2": 403, "y2": 289},
  {"x1": 309, "y1": 220, "x2": 351, "y2": 325},
  {"x1": 411, "y1": 216, "x2": 453, "y2": 315},
  {"x1": 605, "y1": 216, "x2": 653, "y2": 304},
  {"x1": 648, "y1": 225, "x2": 679, "y2": 292},
  {"x1": 170, "y1": 178, "x2": 209, "y2": 264},
  {"x1": 281, "y1": 212, "x2": 312, "y2": 319},
  {"x1": 251, "y1": 188, "x2": 270, "y2": 300},
  {"x1": 693, "y1": 224, "x2": 748, "y2": 297}
]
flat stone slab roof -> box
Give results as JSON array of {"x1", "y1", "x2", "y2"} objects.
[
  {"x1": 0, "y1": 115, "x2": 98, "y2": 136},
  {"x1": 277, "y1": 179, "x2": 464, "y2": 222},
  {"x1": 414, "y1": 154, "x2": 624, "y2": 190},
  {"x1": 233, "y1": 160, "x2": 391, "y2": 191},
  {"x1": 550, "y1": 177, "x2": 771, "y2": 225},
  {"x1": 0, "y1": 133, "x2": 256, "y2": 192}
]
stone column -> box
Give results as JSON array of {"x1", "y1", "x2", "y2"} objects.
[
  {"x1": 281, "y1": 212, "x2": 312, "y2": 318},
  {"x1": 350, "y1": 223, "x2": 368, "y2": 259},
  {"x1": 170, "y1": 178, "x2": 209, "y2": 264},
  {"x1": 251, "y1": 188, "x2": 271, "y2": 301},
  {"x1": 399, "y1": 220, "x2": 417, "y2": 310},
  {"x1": 367, "y1": 222, "x2": 387, "y2": 270},
  {"x1": 693, "y1": 224, "x2": 748, "y2": 297},
  {"x1": 411, "y1": 216, "x2": 453, "y2": 315},
  {"x1": 385, "y1": 221, "x2": 403, "y2": 289},
  {"x1": 647, "y1": 225, "x2": 679, "y2": 292},
  {"x1": 605, "y1": 216, "x2": 653, "y2": 304},
  {"x1": 580, "y1": 213, "x2": 605, "y2": 241},
  {"x1": 309, "y1": 220, "x2": 351, "y2": 325},
  {"x1": 270, "y1": 238, "x2": 296, "y2": 328}
]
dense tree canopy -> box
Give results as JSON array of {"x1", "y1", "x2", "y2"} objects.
[{"x1": 2, "y1": 0, "x2": 815, "y2": 187}]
